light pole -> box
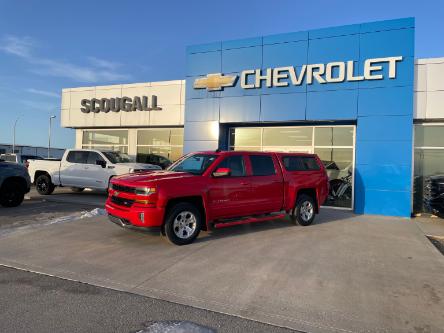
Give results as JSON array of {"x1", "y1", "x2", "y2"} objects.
[
  {"x1": 12, "y1": 116, "x2": 20, "y2": 154},
  {"x1": 48, "y1": 115, "x2": 56, "y2": 158}
]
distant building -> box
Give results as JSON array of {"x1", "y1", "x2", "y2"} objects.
[{"x1": 0, "y1": 143, "x2": 65, "y2": 159}]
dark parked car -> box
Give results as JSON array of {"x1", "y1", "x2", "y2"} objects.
[
  {"x1": 0, "y1": 153, "x2": 43, "y2": 168},
  {"x1": 137, "y1": 153, "x2": 172, "y2": 169},
  {"x1": 0, "y1": 159, "x2": 31, "y2": 207}
]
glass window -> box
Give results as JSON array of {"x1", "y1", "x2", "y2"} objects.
[
  {"x1": 83, "y1": 130, "x2": 128, "y2": 145},
  {"x1": 170, "y1": 128, "x2": 184, "y2": 146},
  {"x1": 315, "y1": 148, "x2": 353, "y2": 208},
  {"x1": 83, "y1": 145, "x2": 128, "y2": 154},
  {"x1": 86, "y1": 152, "x2": 105, "y2": 165},
  {"x1": 169, "y1": 154, "x2": 217, "y2": 175},
  {"x1": 249, "y1": 155, "x2": 276, "y2": 176},
  {"x1": 263, "y1": 127, "x2": 312, "y2": 147},
  {"x1": 415, "y1": 125, "x2": 444, "y2": 147},
  {"x1": 414, "y1": 125, "x2": 444, "y2": 213},
  {"x1": 137, "y1": 128, "x2": 184, "y2": 163},
  {"x1": 229, "y1": 128, "x2": 261, "y2": 147},
  {"x1": 283, "y1": 156, "x2": 320, "y2": 171},
  {"x1": 67, "y1": 151, "x2": 88, "y2": 164},
  {"x1": 102, "y1": 151, "x2": 132, "y2": 163},
  {"x1": 216, "y1": 155, "x2": 246, "y2": 177},
  {"x1": 229, "y1": 125, "x2": 355, "y2": 209},
  {"x1": 314, "y1": 127, "x2": 353, "y2": 146},
  {"x1": 138, "y1": 129, "x2": 170, "y2": 146}
]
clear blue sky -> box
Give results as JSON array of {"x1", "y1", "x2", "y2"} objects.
[{"x1": 0, "y1": 0, "x2": 443, "y2": 149}]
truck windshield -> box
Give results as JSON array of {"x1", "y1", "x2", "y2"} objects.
[
  {"x1": 102, "y1": 151, "x2": 132, "y2": 163},
  {"x1": 168, "y1": 154, "x2": 217, "y2": 175}
]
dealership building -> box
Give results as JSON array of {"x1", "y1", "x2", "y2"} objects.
[{"x1": 61, "y1": 17, "x2": 444, "y2": 218}]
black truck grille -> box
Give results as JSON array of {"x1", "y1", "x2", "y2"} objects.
[
  {"x1": 111, "y1": 196, "x2": 134, "y2": 208},
  {"x1": 111, "y1": 183, "x2": 136, "y2": 194}
]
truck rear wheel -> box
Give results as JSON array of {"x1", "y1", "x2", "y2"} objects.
[
  {"x1": 291, "y1": 194, "x2": 316, "y2": 226},
  {"x1": 0, "y1": 179, "x2": 25, "y2": 207},
  {"x1": 35, "y1": 174, "x2": 55, "y2": 195},
  {"x1": 164, "y1": 202, "x2": 202, "y2": 245}
]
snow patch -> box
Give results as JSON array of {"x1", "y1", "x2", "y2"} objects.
[
  {"x1": 137, "y1": 321, "x2": 215, "y2": 333},
  {"x1": 80, "y1": 208, "x2": 106, "y2": 219}
]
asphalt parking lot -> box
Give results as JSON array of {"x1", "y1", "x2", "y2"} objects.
[
  {"x1": 0, "y1": 265, "x2": 296, "y2": 333},
  {"x1": 1, "y1": 191, "x2": 444, "y2": 333}
]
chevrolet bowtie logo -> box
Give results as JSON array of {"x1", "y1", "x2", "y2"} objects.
[{"x1": 193, "y1": 73, "x2": 237, "y2": 91}]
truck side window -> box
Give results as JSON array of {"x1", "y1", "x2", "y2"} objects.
[
  {"x1": 87, "y1": 152, "x2": 105, "y2": 165},
  {"x1": 283, "y1": 156, "x2": 320, "y2": 171},
  {"x1": 66, "y1": 151, "x2": 89, "y2": 164},
  {"x1": 249, "y1": 155, "x2": 276, "y2": 176},
  {"x1": 216, "y1": 155, "x2": 246, "y2": 177}
]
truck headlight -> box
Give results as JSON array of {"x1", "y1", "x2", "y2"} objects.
[{"x1": 134, "y1": 187, "x2": 156, "y2": 196}]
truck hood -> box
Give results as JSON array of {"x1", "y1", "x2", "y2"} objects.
[
  {"x1": 115, "y1": 163, "x2": 161, "y2": 170},
  {"x1": 113, "y1": 170, "x2": 195, "y2": 185}
]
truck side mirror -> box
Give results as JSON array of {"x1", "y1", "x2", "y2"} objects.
[
  {"x1": 96, "y1": 160, "x2": 107, "y2": 168},
  {"x1": 213, "y1": 167, "x2": 231, "y2": 177}
]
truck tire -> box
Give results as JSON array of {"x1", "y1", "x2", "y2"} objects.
[
  {"x1": 35, "y1": 174, "x2": 55, "y2": 195},
  {"x1": 71, "y1": 187, "x2": 85, "y2": 193},
  {"x1": 164, "y1": 202, "x2": 202, "y2": 245},
  {"x1": 291, "y1": 194, "x2": 316, "y2": 226},
  {"x1": 0, "y1": 179, "x2": 25, "y2": 207}
]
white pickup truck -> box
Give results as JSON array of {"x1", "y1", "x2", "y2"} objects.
[{"x1": 28, "y1": 149, "x2": 161, "y2": 195}]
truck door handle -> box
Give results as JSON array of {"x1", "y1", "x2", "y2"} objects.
[{"x1": 240, "y1": 182, "x2": 249, "y2": 186}]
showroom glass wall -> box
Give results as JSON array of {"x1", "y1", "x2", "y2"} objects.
[
  {"x1": 229, "y1": 126, "x2": 355, "y2": 208},
  {"x1": 136, "y1": 128, "x2": 184, "y2": 163},
  {"x1": 82, "y1": 128, "x2": 184, "y2": 164},
  {"x1": 414, "y1": 123, "x2": 444, "y2": 212},
  {"x1": 82, "y1": 130, "x2": 129, "y2": 153}
]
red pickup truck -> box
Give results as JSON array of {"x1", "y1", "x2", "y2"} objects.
[{"x1": 105, "y1": 151, "x2": 329, "y2": 245}]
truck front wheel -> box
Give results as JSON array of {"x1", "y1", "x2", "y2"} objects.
[
  {"x1": 164, "y1": 203, "x2": 202, "y2": 245},
  {"x1": 291, "y1": 194, "x2": 316, "y2": 226},
  {"x1": 35, "y1": 174, "x2": 55, "y2": 195}
]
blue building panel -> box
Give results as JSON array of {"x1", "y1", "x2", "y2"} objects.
[
  {"x1": 263, "y1": 31, "x2": 308, "y2": 45},
  {"x1": 360, "y1": 28, "x2": 414, "y2": 59},
  {"x1": 263, "y1": 41, "x2": 308, "y2": 68},
  {"x1": 222, "y1": 46, "x2": 262, "y2": 73},
  {"x1": 220, "y1": 96, "x2": 260, "y2": 123},
  {"x1": 185, "y1": 76, "x2": 221, "y2": 100},
  {"x1": 360, "y1": 17, "x2": 414, "y2": 33},
  {"x1": 358, "y1": 86, "x2": 413, "y2": 116},
  {"x1": 354, "y1": 189, "x2": 412, "y2": 217},
  {"x1": 358, "y1": 57, "x2": 414, "y2": 89},
  {"x1": 184, "y1": 98, "x2": 220, "y2": 122},
  {"x1": 186, "y1": 51, "x2": 221, "y2": 77},
  {"x1": 309, "y1": 23, "x2": 360, "y2": 39},
  {"x1": 184, "y1": 17, "x2": 415, "y2": 217},
  {"x1": 187, "y1": 42, "x2": 222, "y2": 54},
  {"x1": 357, "y1": 115, "x2": 413, "y2": 142},
  {"x1": 355, "y1": 140, "x2": 412, "y2": 166},
  {"x1": 306, "y1": 90, "x2": 358, "y2": 120},
  {"x1": 219, "y1": 72, "x2": 261, "y2": 98},
  {"x1": 356, "y1": 164, "x2": 412, "y2": 192},
  {"x1": 260, "y1": 93, "x2": 306, "y2": 122},
  {"x1": 222, "y1": 37, "x2": 262, "y2": 50},
  {"x1": 308, "y1": 35, "x2": 360, "y2": 64}
]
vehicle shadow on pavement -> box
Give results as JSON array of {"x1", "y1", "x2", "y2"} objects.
[{"x1": 195, "y1": 208, "x2": 357, "y2": 244}]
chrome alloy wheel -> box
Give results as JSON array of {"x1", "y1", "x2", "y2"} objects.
[
  {"x1": 173, "y1": 211, "x2": 197, "y2": 239},
  {"x1": 300, "y1": 201, "x2": 314, "y2": 222}
]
